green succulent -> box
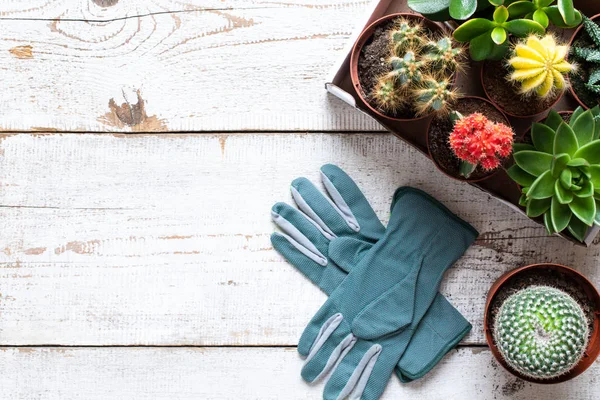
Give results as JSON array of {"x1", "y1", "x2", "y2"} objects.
[
  {"x1": 454, "y1": 4, "x2": 545, "y2": 61},
  {"x1": 571, "y1": 16, "x2": 600, "y2": 99},
  {"x1": 408, "y1": 0, "x2": 492, "y2": 21},
  {"x1": 507, "y1": 0, "x2": 582, "y2": 29},
  {"x1": 508, "y1": 107, "x2": 600, "y2": 241},
  {"x1": 494, "y1": 286, "x2": 589, "y2": 380}
]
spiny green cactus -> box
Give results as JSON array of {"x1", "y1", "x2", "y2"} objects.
[
  {"x1": 507, "y1": 107, "x2": 600, "y2": 241},
  {"x1": 371, "y1": 75, "x2": 405, "y2": 113},
  {"x1": 412, "y1": 76, "x2": 457, "y2": 115},
  {"x1": 369, "y1": 17, "x2": 462, "y2": 117},
  {"x1": 390, "y1": 19, "x2": 425, "y2": 54},
  {"x1": 494, "y1": 286, "x2": 589, "y2": 380},
  {"x1": 388, "y1": 50, "x2": 426, "y2": 86},
  {"x1": 572, "y1": 16, "x2": 600, "y2": 96},
  {"x1": 424, "y1": 37, "x2": 464, "y2": 72}
]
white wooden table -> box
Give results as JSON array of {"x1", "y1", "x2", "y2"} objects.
[{"x1": 0, "y1": 1, "x2": 598, "y2": 399}]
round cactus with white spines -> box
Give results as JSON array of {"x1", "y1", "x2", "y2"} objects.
[{"x1": 493, "y1": 286, "x2": 589, "y2": 380}]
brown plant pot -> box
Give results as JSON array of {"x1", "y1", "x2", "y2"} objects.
[
  {"x1": 481, "y1": 61, "x2": 564, "y2": 119},
  {"x1": 484, "y1": 263, "x2": 600, "y2": 384},
  {"x1": 426, "y1": 96, "x2": 510, "y2": 183},
  {"x1": 567, "y1": 13, "x2": 600, "y2": 111},
  {"x1": 349, "y1": 13, "x2": 453, "y2": 122}
]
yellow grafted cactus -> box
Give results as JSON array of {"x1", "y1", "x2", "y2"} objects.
[{"x1": 507, "y1": 35, "x2": 575, "y2": 98}]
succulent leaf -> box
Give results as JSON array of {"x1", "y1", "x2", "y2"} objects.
[
  {"x1": 554, "y1": 122, "x2": 578, "y2": 156},
  {"x1": 570, "y1": 195, "x2": 596, "y2": 225},
  {"x1": 555, "y1": 179, "x2": 574, "y2": 204},
  {"x1": 526, "y1": 197, "x2": 551, "y2": 217},
  {"x1": 544, "y1": 110, "x2": 564, "y2": 131},
  {"x1": 551, "y1": 153, "x2": 570, "y2": 177},
  {"x1": 571, "y1": 110, "x2": 595, "y2": 146},
  {"x1": 528, "y1": 170, "x2": 556, "y2": 199},
  {"x1": 551, "y1": 195, "x2": 572, "y2": 231},
  {"x1": 574, "y1": 140, "x2": 600, "y2": 164},
  {"x1": 568, "y1": 216, "x2": 589, "y2": 240},
  {"x1": 507, "y1": 164, "x2": 536, "y2": 186},
  {"x1": 531, "y1": 123, "x2": 555, "y2": 153},
  {"x1": 514, "y1": 150, "x2": 554, "y2": 176}
]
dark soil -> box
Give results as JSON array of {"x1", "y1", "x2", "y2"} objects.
[
  {"x1": 428, "y1": 98, "x2": 508, "y2": 180},
  {"x1": 483, "y1": 61, "x2": 561, "y2": 117},
  {"x1": 489, "y1": 268, "x2": 597, "y2": 355},
  {"x1": 357, "y1": 18, "x2": 439, "y2": 119},
  {"x1": 570, "y1": 24, "x2": 600, "y2": 109}
]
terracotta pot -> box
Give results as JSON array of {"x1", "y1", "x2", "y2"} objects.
[
  {"x1": 484, "y1": 263, "x2": 600, "y2": 384},
  {"x1": 425, "y1": 96, "x2": 510, "y2": 183},
  {"x1": 567, "y1": 13, "x2": 600, "y2": 111},
  {"x1": 349, "y1": 13, "x2": 452, "y2": 122},
  {"x1": 481, "y1": 61, "x2": 564, "y2": 119}
]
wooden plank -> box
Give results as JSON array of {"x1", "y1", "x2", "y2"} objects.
[
  {"x1": 0, "y1": 0, "x2": 381, "y2": 132},
  {"x1": 1, "y1": 132, "x2": 598, "y2": 346},
  {"x1": 0, "y1": 346, "x2": 598, "y2": 399}
]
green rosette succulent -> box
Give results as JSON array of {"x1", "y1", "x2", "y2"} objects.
[
  {"x1": 508, "y1": 107, "x2": 600, "y2": 241},
  {"x1": 494, "y1": 286, "x2": 589, "y2": 380}
]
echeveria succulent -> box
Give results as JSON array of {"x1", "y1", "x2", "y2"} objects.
[{"x1": 508, "y1": 107, "x2": 600, "y2": 241}]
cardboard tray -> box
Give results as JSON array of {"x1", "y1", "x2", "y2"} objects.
[{"x1": 325, "y1": 0, "x2": 600, "y2": 246}]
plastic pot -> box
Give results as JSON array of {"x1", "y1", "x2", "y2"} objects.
[
  {"x1": 426, "y1": 96, "x2": 510, "y2": 183},
  {"x1": 349, "y1": 13, "x2": 453, "y2": 123},
  {"x1": 484, "y1": 263, "x2": 600, "y2": 384}
]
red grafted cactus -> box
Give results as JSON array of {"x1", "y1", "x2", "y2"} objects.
[{"x1": 449, "y1": 113, "x2": 514, "y2": 171}]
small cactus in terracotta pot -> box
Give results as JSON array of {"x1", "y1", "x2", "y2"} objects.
[
  {"x1": 351, "y1": 14, "x2": 465, "y2": 121},
  {"x1": 449, "y1": 112, "x2": 514, "y2": 178},
  {"x1": 494, "y1": 285, "x2": 589, "y2": 380}
]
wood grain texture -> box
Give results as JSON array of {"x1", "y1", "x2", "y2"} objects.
[
  {"x1": 0, "y1": 347, "x2": 598, "y2": 399},
  {"x1": 0, "y1": 132, "x2": 598, "y2": 346},
  {"x1": 0, "y1": 0, "x2": 381, "y2": 132}
]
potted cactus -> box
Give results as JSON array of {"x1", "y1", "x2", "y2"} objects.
[
  {"x1": 482, "y1": 33, "x2": 575, "y2": 118},
  {"x1": 427, "y1": 96, "x2": 514, "y2": 181},
  {"x1": 485, "y1": 263, "x2": 600, "y2": 383},
  {"x1": 507, "y1": 106, "x2": 600, "y2": 241},
  {"x1": 350, "y1": 14, "x2": 464, "y2": 121},
  {"x1": 569, "y1": 15, "x2": 600, "y2": 109}
]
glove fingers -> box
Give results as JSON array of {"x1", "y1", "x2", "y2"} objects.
[
  {"x1": 323, "y1": 340, "x2": 384, "y2": 400},
  {"x1": 291, "y1": 177, "x2": 357, "y2": 237},
  {"x1": 271, "y1": 202, "x2": 331, "y2": 255},
  {"x1": 271, "y1": 233, "x2": 327, "y2": 284},
  {"x1": 320, "y1": 164, "x2": 385, "y2": 241},
  {"x1": 300, "y1": 317, "x2": 354, "y2": 383}
]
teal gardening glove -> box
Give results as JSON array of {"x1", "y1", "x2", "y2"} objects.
[
  {"x1": 270, "y1": 165, "x2": 476, "y2": 384},
  {"x1": 299, "y1": 186, "x2": 476, "y2": 399}
]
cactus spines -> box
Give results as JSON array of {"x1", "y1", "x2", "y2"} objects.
[
  {"x1": 424, "y1": 37, "x2": 464, "y2": 72},
  {"x1": 507, "y1": 34, "x2": 575, "y2": 98},
  {"x1": 494, "y1": 286, "x2": 589, "y2": 380},
  {"x1": 413, "y1": 76, "x2": 457, "y2": 115},
  {"x1": 390, "y1": 18, "x2": 425, "y2": 53},
  {"x1": 371, "y1": 76, "x2": 405, "y2": 113},
  {"x1": 388, "y1": 50, "x2": 426, "y2": 86}
]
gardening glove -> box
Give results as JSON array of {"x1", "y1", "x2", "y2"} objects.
[
  {"x1": 270, "y1": 164, "x2": 474, "y2": 382},
  {"x1": 297, "y1": 186, "x2": 477, "y2": 400}
]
